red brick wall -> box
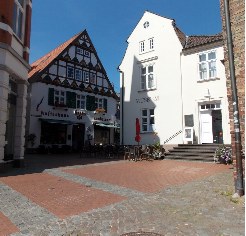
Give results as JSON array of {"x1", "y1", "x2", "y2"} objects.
[
  {"x1": 0, "y1": 0, "x2": 14, "y2": 46},
  {"x1": 220, "y1": 0, "x2": 245, "y2": 191}
]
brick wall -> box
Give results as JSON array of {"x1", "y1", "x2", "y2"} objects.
[{"x1": 220, "y1": 0, "x2": 245, "y2": 192}]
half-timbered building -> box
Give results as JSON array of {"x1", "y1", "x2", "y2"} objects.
[{"x1": 27, "y1": 30, "x2": 119, "y2": 151}]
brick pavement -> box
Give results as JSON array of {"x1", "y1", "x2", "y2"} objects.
[{"x1": 0, "y1": 154, "x2": 244, "y2": 235}]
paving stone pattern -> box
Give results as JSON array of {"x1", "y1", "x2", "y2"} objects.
[{"x1": 0, "y1": 155, "x2": 244, "y2": 236}]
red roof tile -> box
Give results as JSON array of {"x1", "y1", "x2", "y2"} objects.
[
  {"x1": 184, "y1": 33, "x2": 223, "y2": 49},
  {"x1": 28, "y1": 32, "x2": 81, "y2": 78}
]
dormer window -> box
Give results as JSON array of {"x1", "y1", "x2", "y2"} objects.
[{"x1": 13, "y1": 0, "x2": 24, "y2": 40}]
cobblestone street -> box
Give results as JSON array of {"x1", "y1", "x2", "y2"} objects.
[{"x1": 0, "y1": 154, "x2": 244, "y2": 235}]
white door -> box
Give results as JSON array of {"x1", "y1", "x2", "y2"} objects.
[{"x1": 200, "y1": 110, "x2": 213, "y2": 143}]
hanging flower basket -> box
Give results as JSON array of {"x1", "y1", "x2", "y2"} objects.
[{"x1": 95, "y1": 108, "x2": 106, "y2": 113}]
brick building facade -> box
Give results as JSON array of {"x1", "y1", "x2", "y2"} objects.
[
  {"x1": 0, "y1": 0, "x2": 32, "y2": 166},
  {"x1": 220, "y1": 0, "x2": 245, "y2": 194}
]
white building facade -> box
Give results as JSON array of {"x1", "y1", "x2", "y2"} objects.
[
  {"x1": 119, "y1": 11, "x2": 230, "y2": 147},
  {"x1": 28, "y1": 30, "x2": 119, "y2": 151}
]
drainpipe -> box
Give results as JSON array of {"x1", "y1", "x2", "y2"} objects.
[
  {"x1": 224, "y1": 0, "x2": 244, "y2": 196},
  {"x1": 119, "y1": 70, "x2": 124, "y2": 145}
]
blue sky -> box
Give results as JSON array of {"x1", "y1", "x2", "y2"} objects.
[{"x1": 30, "y1": 0, "x2": 222, "y2": 93}]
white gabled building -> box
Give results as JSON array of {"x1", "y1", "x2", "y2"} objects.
[
  {"x1": 119, "y1": 11, "x2": 230, "y2": 147},
  {"x1": 27, "y1": 30, "x2": 119, "y2": 152}
]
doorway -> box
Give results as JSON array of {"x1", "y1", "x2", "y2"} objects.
[
  {"x1": 200, "y1": 108, "x2": 222, "y2": 144},
  {"x1": 72, "y1": 124, "x2": 85, "y2": 151}
]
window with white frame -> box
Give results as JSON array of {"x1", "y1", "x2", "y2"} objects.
[
  {"x1": 76, "y1": 47, "x2": 83, "y2": 55},
  {"x1": 54, "y1": 89, "x2": 66, "y2": 105},
  {"x1": 141, "y1": 108, "x2": 155, "y2": 132},
  {"x1": 67, "y1": 66, "x2": 74, "y2": 79},
  {"x1": 141, "y1": 65, "x2": 155, "y2": 90},
  {"x1": 13, "y1": 0, "x2": 24, "y2": 39},
  {"x1": 139, "y1": 41, "x2": 145, "y2": 53},
  {"x1": 149, "y1": 38, "x2": 154, "y2": 50},
  {"x1": 90, "y1": 72, "x2": 96, "y2": 84},
  {"x1": 95, "y1": 97, "x2": 103, "y2": 109},
  {"x1": 84, "y1": 50, "x2": 90, "y2": 57},
  {"x1": 198, "y1": 51, "x2": 217, "y2": 80},
  {"x1": 83, "y1": 71, "x2": 89, "y2": 83},
  {"x1": 76, "y1": 94, "x2": 86, "y2": 109},
  {"x1": 75, "y1": 69, "x2": 82, "y2": 81}
]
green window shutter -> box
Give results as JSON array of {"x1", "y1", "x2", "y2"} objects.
[
  {"x1": 48, "y1": 88, "x2": 54, "y2": 106},
  {"x1": 66, "y1": 91, "x2": 76, "y2": 108},
  {"x1": 86, "y1": 95, "x2": 96, "y2": 111},
  {"x1": 103, "y1": 98, "x2": 107, "y2": 113}
]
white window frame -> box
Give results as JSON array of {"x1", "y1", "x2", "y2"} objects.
[
  {"x1": 139, "y1": 41, "x2": 145, "y2": 53},
  {"x1": 76, "y1": 94, "x2": 86, "y2": 109},
  {"x1": 76, "y1": 47, "x2": 83, "y2": 55},
  {"x1": 90, "y1": 72, "x2": 96, "y2": 84},
  {"x1": 13, "y1": 0, "x2": 24, "y2": 40},
  {"x1": 84, "y1": 50, "x2": 90, "y2": 57},
  {"x1": 54, "y1": 89, "x2": 66, "y2": 105},
  {"x1": 67, "y1": 66, "x2": 74, "y2": 79},
  {"x1": 75, "y1": 69, "x2": 82, "y2": 81},
  {"x1": 198, "y1": 50, "x2": 217, "y2": 80},
  {"x1": 149, "y1": 38, "x2": 154, "y2": 50},
  {"x1": 141, "y1": 108, "x2": 155, "y2": 132},
  {"x1": 95, "y1": 97, "x2": 103, "y2": 109},
  {"x1": 140, "y1": 64, "x2": 156, "y2": 90},
  {"x1": 83, "y1": 71, "x2": 89, "y2": 83}
]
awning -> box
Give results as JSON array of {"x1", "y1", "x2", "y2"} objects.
[
  {"x1": 94, "y1": 123, "x2": 120, "y2": 129},
  {"x1": 39, "y1": 118, "x2": 79, "y2": 125}
]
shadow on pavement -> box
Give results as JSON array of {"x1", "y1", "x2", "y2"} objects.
[{"x1": 0, "y1": 153, "x2": 124, "y2": 177}]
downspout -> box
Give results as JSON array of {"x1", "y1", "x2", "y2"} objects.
[
  {"x1": 119, "y1": 70, "x2": 124, "y2": 145},
  {"x1": 224, "y1": 0, "x2": 244, "y2": 196},
  {"x1": 179, "y1": 51, "x2": 184, "y2": 144}
]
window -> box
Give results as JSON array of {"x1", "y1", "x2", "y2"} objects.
[
  {"x1": 76, "y1": 94, "x2": 86, "y2": 109},
  {"x1": 84, "y1": 50, "x2": 90, "y2": 57},
  {"x1": 76, "y1": 47, "x2": 83, "y2": 55},
  {"x1": 141, "y1": 65, "x2": 155, "y2": 90},
  {"x1": 200, "y1": 103, "x2": 221, "y2": 110},
  {"x1": 90, "y1": 73, "x2": 96, "y2": 84},
  {"x1": 13, "y1": 0, "x2": 24, "y2": 39},
  {"x1": 83, "y1": 71, "x2": 89, "y2": 82},
  {"x1": 54, "y1": 89, "x2": 66, "y2": 105},
  {"x1": 95, "y1": 97, "x2": 103, "y2": 109},
  {"x1": 140, "y1": 41, "x2": 145, "y2": 53},
  {"x1": 149, "y1": 38, "x2": 154, "y2": 50},
  {"x1": 198, "y1": 51, "x2": 217, "y2": 80},
  {"x1": 141, "y1": 108, "x2": 155, "y2": 132},
  {"x1": 67, "y1": 66, "x2": 74, "y2": 78},
  {"x1": 143, "y1": 21, "x2": 149, "y2": 28},
  {"x1": 75, "y1": 69, "x2": 82, "y2": 81}
]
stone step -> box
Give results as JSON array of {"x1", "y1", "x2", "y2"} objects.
[
  {"x1": 165, "y1": 144, "x2": 231, "y2": 162},
  {"x1": 165, "y1": 154, "x2": 214, "y2": 162},
  {"x1": 170, "y1": 148, "x2": 216, "y2": 153}
]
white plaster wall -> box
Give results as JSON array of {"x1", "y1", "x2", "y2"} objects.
[
  {"x1": 28, "y1": 82, "x2": 117, "y2": 147},
  {"x1": 181, "y1": 46, "x2": 231, "y2": 144},
  {"x1": 120, "y1": 12, "x2": 183, "y2": 145}
]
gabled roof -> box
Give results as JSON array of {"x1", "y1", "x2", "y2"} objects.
[
  {"x1": 28, "y1": 32, "x2": 80, "y2": 78},
  {"x1": 184, "y1": 33, "x2": 223, "y2": 49}
]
